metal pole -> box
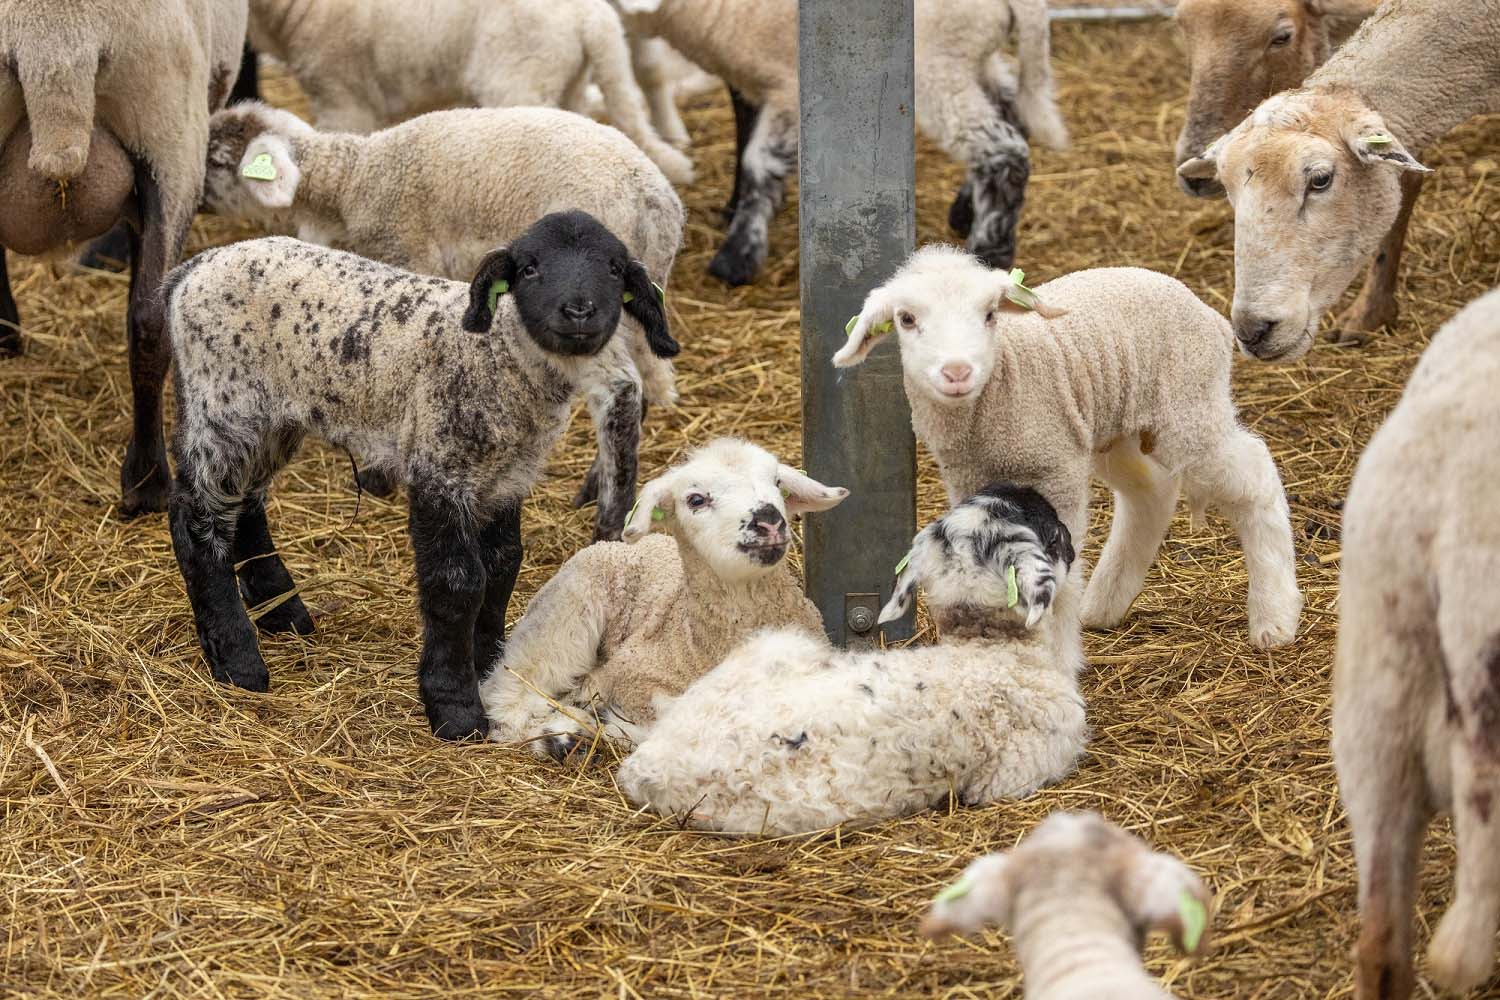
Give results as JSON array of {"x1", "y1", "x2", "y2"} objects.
[{"x1": 798, "y1": 0, "x2": 917, "y2": 647}]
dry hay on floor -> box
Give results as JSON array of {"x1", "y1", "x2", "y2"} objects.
[{"x1": 3, "y1": 18, "x2": 1499, "y2": 1000}]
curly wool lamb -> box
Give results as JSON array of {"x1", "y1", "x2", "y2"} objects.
[
  {"x1": 834, "y1": 247, "x2": 1302, "y2": 655},
  {"x1": 163, "y1": 211, "x2": 675, "y2": 739},
  {"x1": 922, "y1": 811, "x2": 1214, "y2": 1000},
  {"x1": 200, "y1": 101, "x2": 686, "y2": 538},
  {"x1": 244, "y1": 0, "x2": 692, "y2": 183},
  {"x1": 617, "y1": 484, "x2": 1087, "y2": 836},
  {"x1": 481, "y1": 437, "x2": 849, "y2": 760},
  {"x1": 0, "y1": 0, "x2": 247, "y2": 514}
]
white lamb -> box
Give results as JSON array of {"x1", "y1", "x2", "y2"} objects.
[
  {"x1": 481, "y1": 438, "x2": 849, "y2": 759},
  {"x1": 922, "y1": 811, "x2": 1214, "y2": 1000},
  {"x1": 245, "y1": 0, "x2": 692, "y2": 184},
  {"x1": 617, "y1": 484, "x2": 1088, "y2": 836},
  {"x1": 833, "y1": 247, "x2": 1303, "y2": 657}
]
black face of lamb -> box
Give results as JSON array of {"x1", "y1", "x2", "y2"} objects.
[
  {"x1": 970, "y1": 483, "x2": 1075, "y2": 570},
  {"x1": 738, "y1": 503, "x2": 789, "y2": 565}
]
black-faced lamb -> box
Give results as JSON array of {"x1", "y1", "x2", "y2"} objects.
[
  {"x1": 244, "y1": 0, "x2": 692, "y2": 184},
  {"x1": 617, "y1": 484, "x2": 1087, "y2": 836},
  {"x1": 163, "y1": 212, "x2": 675, "y2": 739},
  {"x1": 922, "y1": 811, "x2": 1213, "y2": 999},
  {"x1": 1333, "y1": 287, "x2": 1500, "y2": 999},
  {"x1": 0, "y1": 0, "x2": 248, "y2": 515},
  {"x1": 835, "y1": 247, "x2": 1302, "y2": 657},
  {"x1": 612, "y1": 0, "x2": 1068, "y2": 285},
  {"x1": 200, "y1": 101, "x2": 686, "y2": 539},
  {"x1": 480, "y1": 437, "x2": 849, "y2": 760}
]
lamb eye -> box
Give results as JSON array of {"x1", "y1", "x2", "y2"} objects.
[
  {"x1": 985, "y1": 309, "x2": 996, "y2": 325},
  {"x1": 520, "y1": 264, "x2": 539, "y2": 279},
  {"x1": 897, "y1": 310, "x2": 917, "y2": 329},
  {"x1": 1270, "y1": 27, "x2": 1293, "y2": 46},
  {"x1": 685, "y1": 492, "x2": 709, "y2": 510},
  {"x1": 1308, "y1": 171, "x2": 1334, "y2": 193},
  {"x1": 609, "y1": 261, "x2": 623, "y2": 278}
]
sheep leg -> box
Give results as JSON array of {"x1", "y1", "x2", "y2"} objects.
[
  {"x1": 1181, "y1": 429, "x2": 1301, "y2": 648},
  {"x1": 408, "y1": 486, "x2": 489, "y2": 740},
  {"x1": 708, "y1": 106, "x2": 796, "y2": 287},
  {"x1": 629, "y1": 35, "x2": 692, "y2": 150},
  {"x1": 722, "y1": 87, "x2": 761, "y2": 224},
  {"x1": 964, "y1": 121, "x2": 1030, "y2": 271},
  {"x1": 233, "y1": 493, "x2": 315, "y2": 637},
  {"x1": 169, "y1": 481, "x2": 270, "y2": 691},
  {"x1": 0, "y1": 251, "x2": 19, "y2": 357},
  {"x1": 586, "y1": 376, "x2": 643, "y2": 542},
  {"x1": 472, "y1": 500, "x2": 523, "y2": 681},
  {"x1": 119, "y1": 163, "x2": 185, "y2": 518},
  {"x1": 1333, "y1": 172, "x2": 1423, "y2": 344},
  {"x1": 947, "y1": 179, "x2": 975, "y2": 239},
  {"x1": 1082, "y1": 439, "x2": 1180, "y2": 629}
]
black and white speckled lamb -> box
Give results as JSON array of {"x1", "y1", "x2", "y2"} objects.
[{"x1": 162, "y1": 211, "x2": 675, "y2": 739}]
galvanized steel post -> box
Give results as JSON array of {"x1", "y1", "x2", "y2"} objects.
[{"x1": 798, "y1": 0, "x2": 918, "y2": 646}]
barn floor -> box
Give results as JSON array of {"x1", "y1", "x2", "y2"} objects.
[{"x1": 4, "y1": 17, "x2": 1500, "y2": 999}]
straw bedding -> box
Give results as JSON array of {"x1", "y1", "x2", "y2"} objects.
[{"x1": 3, "y1": 16, "x2": 1499, "y2": 998}]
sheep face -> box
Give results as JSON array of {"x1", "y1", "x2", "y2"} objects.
[
  {"x1": 879, "y1": 483, "x2": 1074, "y2": 628},
  {"x1": 1177, "y1": 90, "x2": 1428, "y2": 361},
  {"x1": 921, "y1": 811, "x2": 1213, "y2": 959},
  {"x1": 201, "y1": 102, "x2": 312, "y2": 219},
  {"x1": 622, "y1": 438, "x2": 849, "y2": 585},
  {"x1": 462, "y1": 211, "x2": 677, "y2": 359},
  {"x1": 833, "y1": 246, "x2": 1027, "y2": 405}
]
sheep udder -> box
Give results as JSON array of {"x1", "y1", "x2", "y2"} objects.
[{"x1": 0, "y1": 123, "x2": 134, "y2": 255}]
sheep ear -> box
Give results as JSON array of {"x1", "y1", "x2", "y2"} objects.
[
  {"x1": 1115, "y1": 848, "x2": 1213, "y2": 957},
  {"x1": 920, "y1": 854, "x2": 1015, "y2": 939},
  {"x1": 994, "y1": 267, "x2": 1066, "y2": 319},
  {"x1": 239, "y1": 135, "x2": 300, "y2": 209},
  {"x1": 622, "y1": 475, "x2": 673, "y2": 543},
  {"x1": 878, "y1": 550, "x2": 918, "y2": 625},
  {"x1": 1348, "y1": 127, "x2": 1430, "y2": 173},
  {"x1": 831, "y1": 289, "x2": 895, "y2": 368},
  {"x1": 622, "y1": 260, "x2": 678, "y2": 358},
  {"x1": 776, "y1": 465, "x2": 849, "y2": 517},
  {"x1": 463, "y1": 247, "x2": 516, "y2": 333}
]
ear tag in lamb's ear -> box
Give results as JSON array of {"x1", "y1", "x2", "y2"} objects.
[
  {"x1": 1364, "y1": 132, "x2": 1394, "y2": 146},
  {"x1": 1178, "y1": 890, "x2": 1207, "y2": 953},
  {"x1": 894, "y1": 553, "x2": 911, "y2": 576},
  {"x1": 935, "y1": 874, "x2": 974, "y2": 904},
  {"x1": 623, "y1": 283, "x2": 665, "y2": 306},
  {"x1": 651, "y1": 507, "x2": 665, "y2": 522},
  {"x1": 487, "y1": 279, "x2": 510, "y2": 313},
  {"x1": 242, "y1": 153, "x2": 278, "y2": 181},
  {"x1": 845, "y1": 315, "x2": 894, "y2": 337},
  {"x1": 1005, "y1": 564, "x2": 1020, "y2": 609},
  {"x1": 1004, "y1": 267, "x2": 1043, "y2": 311}
]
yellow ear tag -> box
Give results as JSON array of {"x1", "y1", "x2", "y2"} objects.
[
  {"x1": 1364, "y1": 133, "x2": 1394, "y2": 146},
  {"x1": 487, "y1": 279, "x2": 509, "y2": 313},
  {"x1": 1178, "y1": 890, "x2": 1207, "y2": 953},
  {"x1": 935, "y1": 874, "x2": 974, "y2": 904},
  {"x1": 845, "y1": 315, "x2": 893, "y2": 337},
  {"x1": 242, "y1": 152, "x2": 278, "y2": 181},
  {"x1": 1006, "y1": 564, "x2": 1019, "y2": 609},
  {"x1": 894, "y1": 553, "x2": 911, "y2": 576}
]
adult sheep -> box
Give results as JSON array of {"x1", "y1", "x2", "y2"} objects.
[
  {"x1": 1177, "y1": 0, "x2": 1500, "y2": 361},
  {"x1": 0, "y1": 0, "x2": 248, "y2": 515}
]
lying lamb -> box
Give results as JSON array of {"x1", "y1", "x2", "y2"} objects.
[
  {"x1": 481, "y1": 437, "x2": 849, "y2": 760},
  {"x1": 0, "y1": 0, "x2": 247, "y2": 514},
  {"x1": 922, "y1": 811, "x2": 1213, "y2": 1000},
  {"x1": 834, "y1": 247, "x2": 1302, "y2": 655},
  {"x1": 617, "y1": 484, "x2": 1087, "y2": 836},
  {"x1": 201, "y1": 101, "x2": 685, "y2": 539},
  {"x1": 163, "y1": 211, "x2": 675, "y2": 739},
  {"x1": 245, "y1": 0, "x2": 692, "y2": 184},
  {"x1": 613, "y1": 0, "x2": 1068, "y2": 284},
  {"x1": 1334, "y1": 287, "x2": 1500, "y2": 999},
  {"x1": 1177, "y1": 0, "x2": 1500, "y2": 356}
]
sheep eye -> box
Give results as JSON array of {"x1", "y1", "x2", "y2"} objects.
[
  {"x1": 985, "y1": 309, "x2": 996, "y2": 325},
  {"x1": 1269, "y1": 27, "x2": 1293, "y2": 46},
  {"x1": 609, "y1": 261, "x2": 623, "y2": 278},
  {"x1": 1308, "y1": 171, "x2": 1334, "y2": 193},
  {"x1": 685, "y1": 492, "x2": 709, "y2": 510},
  {"x1": 520, "y1": 264, "x2": 539, "y2": 279},
  {"x1": 897, "y1": 310, "x2": 916, "y2": 329}
]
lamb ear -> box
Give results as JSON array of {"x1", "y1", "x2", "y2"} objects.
[
  {"x1": 993, "y1": 267, "x2": 1066, "y2": 319},
  {"x1": 1115, "y1": 848, "x2": 1213, "y2": 957},
  {"x1": 776, "y1": 465, "x2": 849, "y2": 516},
  {"x1": 463, "y1": 247, "x2": 516, "y2": 333},
  {"x1": 239, "y1": 134, "x2": 301, "y2": 209},
  {"x1": 878, "y1": 550, "x2": 918, "y2": 625},
  {"x1": 920, "y1": 854, "x2": 1015, "y2": 939},
  {"x1": 831, "y1": 288, "x2": 895, "y2": 368},
  {"x1": 622, "y1": 475, "x2": 674, "y2": 543},
  {"x1": 1348, "y1": 127, "x2": 1430, "y2": 173},
  {"x1": 623, "y1": 260, "x2": 678, "y2": 358}
]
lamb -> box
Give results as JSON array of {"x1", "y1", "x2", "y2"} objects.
[
  {"x1": 244, "y1": 0, "x2": 692, "y2": 185},
  {"x1": 480, "y1": 437, "x2": 850, "y2": 760},
  {"x1": 617, "y1": 484, "x2": 1088, "y2": 836},
  {"x1": 921, "y1": 811, "x2": 1213, "y2": 1000},
  {"x1": 0, "y1": 0, "x2": 248, "y2": 515},
  {"x1": 1332, "y1": 288, "x2": 1500, "y2": 999},
  {"x1": 1172, "y1": 0, "x2": 1402, "y2": 340},
  {"x1": 1177, "y1": 0, "x2": 1500, "y2": 360},
  {"x1": 162, "y1": 211, "x2": 676, "y2": 740},
  {"x1": 612, "y1": 0, "x2": 1069, "y2": 285},
  {"x1": 200, "y1": 101, "x2": 686, "y2": 539},
  {"x1": 834, "y1": 247, "x2": 1303, "y2": 655}
]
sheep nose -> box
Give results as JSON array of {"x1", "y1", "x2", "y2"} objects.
[
  {"x1": 748, "y1": 504, "x2": 788, "y2": 540},
  {"x1": 1234, "y1": 317, "x2": 1278, "y2": 348},
  {"x1": 561, "y1": 301, "x2": 596, "y2": 321},
  {"x1": 940, "y1": 362, "x2": 973, "y2": 385}
]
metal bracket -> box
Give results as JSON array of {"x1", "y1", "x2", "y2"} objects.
[{"x1": 844, "y1": 592, "x2": 881, "y2": 649}]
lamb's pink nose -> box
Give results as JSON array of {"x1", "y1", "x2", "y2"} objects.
[{"x1": 940, "y1": 362, "x2": 973, "y2": 385}]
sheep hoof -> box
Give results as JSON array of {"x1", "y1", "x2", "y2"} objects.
[
  {"x1": 1249, "y1": 619, "x2": 1297, "y2": 649},
  {"x1": 118, "y1": 458, "x2": 169, "y2": 519},
  {"x1": 211, "y1": 650, "x2": 271, "y2": 693},
  {"x1": 707, "y1": 243, "x2": 762, "y2": 287},
  {"x1": 1428, "y1": 903, "x2": 1498, "y2": 992},
  {"x1": 0, "y1": 328, "x2": 20, "y2": 358},
  {"x1": 254, "y1": 598, "x2": 316, "y2": 637},
  {"x1": 426, "y1": 700, "x2": 490, "y2": 742}
]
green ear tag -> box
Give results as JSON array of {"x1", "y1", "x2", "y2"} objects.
[
  {"x1": 1004, "y1": 267, "x2": 1041, "y2": 311},
  {"x1": 241, "y1": 152, "x2": 278, "y2": 181},
  {"x1": 1178, "y1": 890, "x2": 1207, "y2": 953},
  {"x1": 935, "y1": 874, "x2": 974, "y2": 904},
  {"x1": 845, "y1": 315, "x2": 859, "y2": 336},
  {"x1": 486, "y1": 279, "x2": 510, "y2": 314},
  {"x1": 894, "y1": 553, "x2": 911, "y2": 576},
  {"x1": 653, "y1": 281, "x2": 666, "y2": 305},
  {"x1": 1365, "y1": 132, "x2": 1394, "y2": 146},
  {"x1": 651, "y1": 507, "x2": 665, "y2": 522},
  {"x1": 622, "y1": 291, "x2": 634, "y2": 303},
  {"x1": 1006, "y1": 565, "x2": 1020, "y2": 609}
]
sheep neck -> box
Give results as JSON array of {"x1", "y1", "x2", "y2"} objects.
[
  {"x1": 932, "y1": 605, "x2": 1047, "y2": 648},
  {"x1": 1009, "y1": 894, "x2": 1164, "y2": 999},
  {"x1": 288, "y1": 132, "x2": 364, "y2": 237},
  {"x1": 671, "y1": 533, "x2": 793, "y2": 650}
]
